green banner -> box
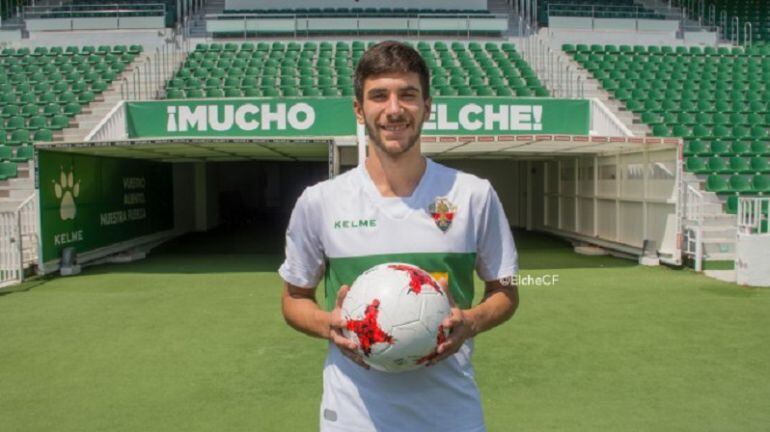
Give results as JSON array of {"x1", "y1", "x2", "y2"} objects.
[
  {"x1": 125, "y1": 97, "x2": 590, "y2": 138},
  {"x1": 38, "y1": 151, "x2": 173, "y2": 263}
]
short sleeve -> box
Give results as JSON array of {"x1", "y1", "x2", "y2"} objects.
[
  {"x1": 278, "y1": 187, "x2": 325, "y2": 288},
  {"x1": 475, "y1": 182, "x2": 518, "y2": 282}
]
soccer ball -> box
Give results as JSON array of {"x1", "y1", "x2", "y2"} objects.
[{"x1": 341, "y1": 263, "x2": 452, "y2": 373}]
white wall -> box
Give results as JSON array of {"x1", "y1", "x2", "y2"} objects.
[{"x1": 225, "y1": 0, "x2": 488, "y2": 11}]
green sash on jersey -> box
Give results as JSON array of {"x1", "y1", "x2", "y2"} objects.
[{"x1": 324, "y1": 252, "x2": 477, "y2": 310}]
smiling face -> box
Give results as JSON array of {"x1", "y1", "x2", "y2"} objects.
[{"x1": 354, "y1": 71, "x2": 432, "y2": 158}]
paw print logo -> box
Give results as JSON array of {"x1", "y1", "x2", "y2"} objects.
[{"x1": 53, "y1": 167, "x2": 80, "y2": 221}]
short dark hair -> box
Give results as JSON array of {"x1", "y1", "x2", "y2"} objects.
[{"x1": 354, "y1": 41, "x2": 431, "y2": 103}]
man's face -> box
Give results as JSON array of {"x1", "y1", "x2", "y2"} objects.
[{"x1": 354, "y1": 72, "x2": 431, "y2": 158}]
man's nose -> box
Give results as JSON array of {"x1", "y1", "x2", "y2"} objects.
[{"x1": 385, "y1": 94, "x2": 403, "y2": 115}]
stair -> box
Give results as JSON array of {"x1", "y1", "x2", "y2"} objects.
[
  {"x1": 189, "y1": 0, "x2": 226, "y2": 39},
  {"x1": 682, "y1": 172, "x2": 738, "y2": 275},
  {"x1": 529, "y1": 32, "x2": 649, "y2": 136}
]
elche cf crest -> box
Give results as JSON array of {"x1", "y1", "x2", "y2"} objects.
[{"x1": 428, "y1": 197, "x2": 457, "y2": 232}]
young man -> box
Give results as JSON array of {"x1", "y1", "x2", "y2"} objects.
[{"x1": 279, "y1": 41, "x2": 519, "y2": 431}]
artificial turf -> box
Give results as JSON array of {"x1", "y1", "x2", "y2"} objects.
[{"x1": 1, "y1": 228, "x2": 769, "y2": 431}]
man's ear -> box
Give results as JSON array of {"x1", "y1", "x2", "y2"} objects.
[
  {"x1": 423, "y1": 97, "x2": 432, "y2": 121},
  {"x1": 353, "y1": 99, "x2": 365, "y2": 124}
]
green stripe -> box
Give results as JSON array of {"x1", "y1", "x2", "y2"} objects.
[{"x1": 324, "y1": 252, "x2": 477, "y2": 311}]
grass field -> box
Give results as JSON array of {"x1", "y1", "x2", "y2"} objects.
[{"x1": 1, "y1": 228, "x2": 769, "y2": 431}]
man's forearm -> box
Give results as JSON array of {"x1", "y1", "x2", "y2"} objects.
[
  {"x1": 281, "y1": 286, "x2": 332, "y2": 340},
  {"x1": 465, "y1": 284, "x2": 518, "y2": 337}
]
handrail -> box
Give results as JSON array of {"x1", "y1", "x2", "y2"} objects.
[
  {"x1": 744, "y1": 22, "x2": 752, "y2": 46},
  {"x1": 737, "y1": 197, "x2": 770, "y2": 234}
]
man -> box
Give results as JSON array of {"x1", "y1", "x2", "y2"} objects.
[{"x1": 279, "y1": 41, "x2": 519, "y2": 431}]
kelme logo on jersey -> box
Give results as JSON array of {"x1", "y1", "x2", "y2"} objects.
[
  {"x1": 428, "y1": 197, "x2": 457, "y2": 232},
  {"x1": 334, "y1": 219, "x2": 377, "y2": 229}
]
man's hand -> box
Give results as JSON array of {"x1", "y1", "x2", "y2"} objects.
[
  {"x1": 425, "y1": 277, "x2": 475, "y2": 366},
  {"x1": 329, "y1": 285, "x2": 370, "y2": 370}
]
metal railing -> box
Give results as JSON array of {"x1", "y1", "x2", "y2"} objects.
[
  {"x1": 683, "y1": 182, "x2": 705, "y2": 271},
  {"x1": 205, "y1": 12, "x2": 510, "y2": 39},
  {"x1": 519, "y1": 26, "x2": 583, "y2": 99},
  {"x1": 0, "y1": 192, "x2": 39, "y2": 288},
  {"x1": 738, "y1": 197, "x2": 770, "y2": 235},
  {"x1": 24, "y1": 3, "x2": 166, "y2": 19},
  {"x1": 121, "y1": 34, "x2": 187, "y2": 101}
]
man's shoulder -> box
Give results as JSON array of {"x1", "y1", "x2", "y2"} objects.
[
  {"x1": 429, "y1": 159, "x2": 493, "y2": 196},
  {"x1": 299, "y1": 166, "x2": 361, "y2": 204}
]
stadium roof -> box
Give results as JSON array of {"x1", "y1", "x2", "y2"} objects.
[{"x1": 34, "y1": 135, "x2": 680, "y2": 163}]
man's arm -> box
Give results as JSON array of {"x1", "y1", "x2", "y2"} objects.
[
  {"x1": 281, "y1": 282, "x2": 371, "y2": 369},
  {"x1": 281, "y1": 283, "x2": 331, "y2": 340},
  {"x1": 428, "y1": 278, "x2": 518, "y2": 365}
]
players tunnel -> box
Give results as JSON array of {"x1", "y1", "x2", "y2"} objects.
[{"x1": 33, "y1": 137, "x2": 335, "y2": 273}]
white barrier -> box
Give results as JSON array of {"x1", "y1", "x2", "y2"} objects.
[
  {"x1": 85, "y1": 101, "x2": 127, "y2": 142},
  {"x1": 738, "y1": 197, "x2": 770, "y2": 235},
  {"x1": 0, "y1": 193, "x2": 38, "y2": 288}
]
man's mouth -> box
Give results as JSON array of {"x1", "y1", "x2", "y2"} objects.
[{"x1": 380, "y1": 123, "x2": 408, "y2": 132}]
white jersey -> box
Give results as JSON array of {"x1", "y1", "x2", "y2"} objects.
[{"x1": 279, "y1": 158, "x2": 518, "y2": 432}]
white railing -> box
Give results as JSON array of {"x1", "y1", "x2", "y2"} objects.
[
  {"x1": 121, "y1": 35, "x2": 186, "y2": 101},
  {"x1": 683, "y1": 182, "x2": 705, "y2": 271},
  {"x1": 519, "y1": 26, "x2": 584, "y2": 99},
  {"x1": 85, "y1": 101, "x2": 127, "y2": 142},
  {"x1": 0, "y1": 192, "x2": 39, "y2": 288},
  {"x1": 738, "y1": 197, "x2": 770, "y2": 235},
  {"x1": 590, "y1": 98, "x2": 634, "y2": 136}
]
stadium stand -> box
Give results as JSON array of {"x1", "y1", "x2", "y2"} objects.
[
  {"x1": 0, "y1": 44, "x2": 142, "y2": 180},
  {"x1": 165, "y1": 41, "x2": 549, "y2": 99},
  {"x1": 712, "y1": 0, "x2": 770, "y2": 43},
  {"x1": 538, "y1": 0, "x2": 665, "y2": 25},
  {"x1": 566, "y1": 43, "x2": 770, "y2": 214},
  {"x1": 22, "y1": 0, "x2": 178, "y2": 31}
]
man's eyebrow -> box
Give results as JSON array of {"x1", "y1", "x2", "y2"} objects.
[{"x1": 366, "y1": 85, "x2": 421, "y2": 95}]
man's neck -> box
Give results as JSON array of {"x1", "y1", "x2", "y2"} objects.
[{"x1": 365, "y1": 146, "x2": 427, "y2": 198}]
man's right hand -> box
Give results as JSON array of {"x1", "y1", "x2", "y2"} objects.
[{"x1": 329, "y1": 285, "x2": 370, "y2": 370}]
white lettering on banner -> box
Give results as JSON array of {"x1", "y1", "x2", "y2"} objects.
[
  {"x1": 484, "y1": 104, "x2": 509, "y2": 130},
  {"x1": 166, "y1": 103, "x2": 316, "y2": 132},
  {"x1": 100, "y1": 211, "x2": 127, "y2": 226},
  {"x1": 458, "y1": 104, "x2": 483, "y2": 130},
  {"x1": 288, "y1": 103, "x2": 314, "y2": 130},
  {"x1": 209, "y1": 105, "x2": 234, "y2": 131},
  {"x1": 54, "y1": 230, "x2": 83, "y2": 246},
  {"x1": 178, "y1": 105, "x2": 207, "y2": 132},
  {"x1": 123, "y1": 178, "x2": 145, "y2": 189},
  {"x1": 262, "y1": 103, "x2": 286, "y2": 130},
  {"x1": 424, "y1": 103, "x2": 544, "y2": 132},
  {"x1": 166, "y1": 106, "x2": 177, "y2": 132},
  {"x1": 510, "y1": 105, "x2": 532, "y2": 130},
  {"x1": 236, "y1": 104, "x2": 260, "y2": 131}
]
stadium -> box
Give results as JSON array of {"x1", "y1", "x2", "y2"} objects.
[{"x1": 1, "y1": 0, "x2": 769, "y2": 430}]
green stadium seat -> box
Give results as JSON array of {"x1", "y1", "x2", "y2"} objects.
[
  {"x1": 706, "y1": 174, "x2": 729, "y2": 193},
  {"x1": 0, "y1": 146, "x2": 11, "y2": 161},
  {"x1": 730, "y1": 175, "x2": 753, "y2": 193},
  {"x1": 32, "y1": 129, "x2": 53, "y2": 142},
  {"x1": 753, "y1": 175, "x2": 770, "y2": 193},
  {"x1": 8, "y1": 129, "x2": 30, "y2": 146},
  {"x1": 0, "y1": 161, "x2": 18, "y2": 180}
]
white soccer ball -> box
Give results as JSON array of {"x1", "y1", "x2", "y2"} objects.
[{"x1": 341, "y1": 263, "x2": 452, "y2": 373}]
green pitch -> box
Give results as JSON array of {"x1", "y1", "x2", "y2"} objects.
[{"x1": 1, "y1": 228, "x2": 769, "y2": 431}]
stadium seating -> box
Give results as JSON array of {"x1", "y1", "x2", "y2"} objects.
[
  {"x1": 224, "y1": 8, "x2": 491, "y2": 16},
  {"x1": 25, "y1": 0, "x2": 177, "y2": 27},
  {"x1": 567, "y1": 42, "x2": 770, "y2": 213},
  {"x1": 713, "y1": 0, "x2": 770, "y2": 43},
  {"x1": 0, "y1": 44, "x2": 140, "y2": 180},
  {"x1": 165, "y1": 41, "x2": 548, "y2": 99},
  {"x1": 538, "y1": 0, "x2": 664, "y2": 25}
]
